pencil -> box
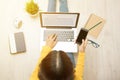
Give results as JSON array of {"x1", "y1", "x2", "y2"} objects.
[{"x1": 88, "y1": 21, "x2": 102, "y2": 31}]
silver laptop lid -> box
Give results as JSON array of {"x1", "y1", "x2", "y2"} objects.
[{"x1": 39, "y1": 12, "x2": 80, "y2": 28}]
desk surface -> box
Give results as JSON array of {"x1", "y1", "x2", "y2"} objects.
[{"x1": 0, "y1": 0, "x2": 120, "y2": 80}]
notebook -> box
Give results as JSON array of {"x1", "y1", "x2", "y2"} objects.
[
  {"x1": 84, "y1": 14, "x2": 105, "y2": 38},
  {"x1": 9, "y1": 32, "x2": 26, "y2": 54},
  {"x1": 39, "y1": 12, "x2": 80, "y2": 52}
]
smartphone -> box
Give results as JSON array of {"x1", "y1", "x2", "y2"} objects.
[{"x1": 76, "y1": 28, "x2": 88, "y2": 45}]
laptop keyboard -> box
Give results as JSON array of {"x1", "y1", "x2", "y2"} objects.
[{"x1": 44, "y1": 30, "x2": 74, "y2": 42}]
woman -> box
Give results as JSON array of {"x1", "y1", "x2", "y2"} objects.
[{"x1": 30, "y1": 34, "x2": 87, "y2": 80}]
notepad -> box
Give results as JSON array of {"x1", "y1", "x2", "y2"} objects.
[
  {"x1": 84, "y1": 14, "x2": 105, "y2": 38},
  {"x1": 9, "y1": 32, "x2": 26, "y2": 54}
]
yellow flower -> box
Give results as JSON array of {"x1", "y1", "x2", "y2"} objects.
[{"x1": 25, "y1": 0, "x2": 39, "y2": 15}]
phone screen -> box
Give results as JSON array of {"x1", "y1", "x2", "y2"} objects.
[{"x1": 76, "y1": 28, "x2": 88, "y2": 45}]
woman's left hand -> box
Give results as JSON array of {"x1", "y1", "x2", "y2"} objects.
[{"x1": 45, "y1": 34, "x2": 58, "y2": 49}]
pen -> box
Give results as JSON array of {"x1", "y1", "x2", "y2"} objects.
[{"x1": 88, "y1": 21, "x2": 102, "y2": 31}]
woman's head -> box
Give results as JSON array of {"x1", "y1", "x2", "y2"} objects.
[{"x1": 38, "y1": 50, "x2": 74, "y2": 80}]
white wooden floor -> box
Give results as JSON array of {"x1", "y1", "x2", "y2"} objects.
[{"x1": 0, "y1": 0, "x2": 120, "y2": 80}]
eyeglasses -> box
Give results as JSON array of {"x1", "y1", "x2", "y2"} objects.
[{"x1": 88, "y1": 39, "x2": 100, "y2": 48}]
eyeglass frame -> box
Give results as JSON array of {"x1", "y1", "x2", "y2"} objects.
[{"x1": 88, "y1": 39, "x2": 100, "y2": 48}]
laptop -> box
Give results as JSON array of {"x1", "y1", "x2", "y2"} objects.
[{"x1": 39, "y1": 12, "x2": 80, "y2": 52}]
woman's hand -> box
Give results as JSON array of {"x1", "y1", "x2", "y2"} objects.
[
  {"x1": 45, "y1": 34, "x2": 57, "y2": 49},
  {"x1": 78, "y1": 39, "x2": 88, "y2": 53}
]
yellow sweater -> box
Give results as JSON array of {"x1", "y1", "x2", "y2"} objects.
[{"x1": 30, "y1": 45, "x2": 85, "y2": 80}]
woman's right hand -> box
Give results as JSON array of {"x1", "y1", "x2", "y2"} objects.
[
  {"x1": 78, "y1": 39, "x2": 88, "y2": 53},
  {"x1": 45, "y1": 34, "x2": 57, "y2": 49}
]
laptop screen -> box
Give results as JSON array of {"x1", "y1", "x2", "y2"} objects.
[{"x1": 40, "y1": 12, "x2": 80, "y2": 28}]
